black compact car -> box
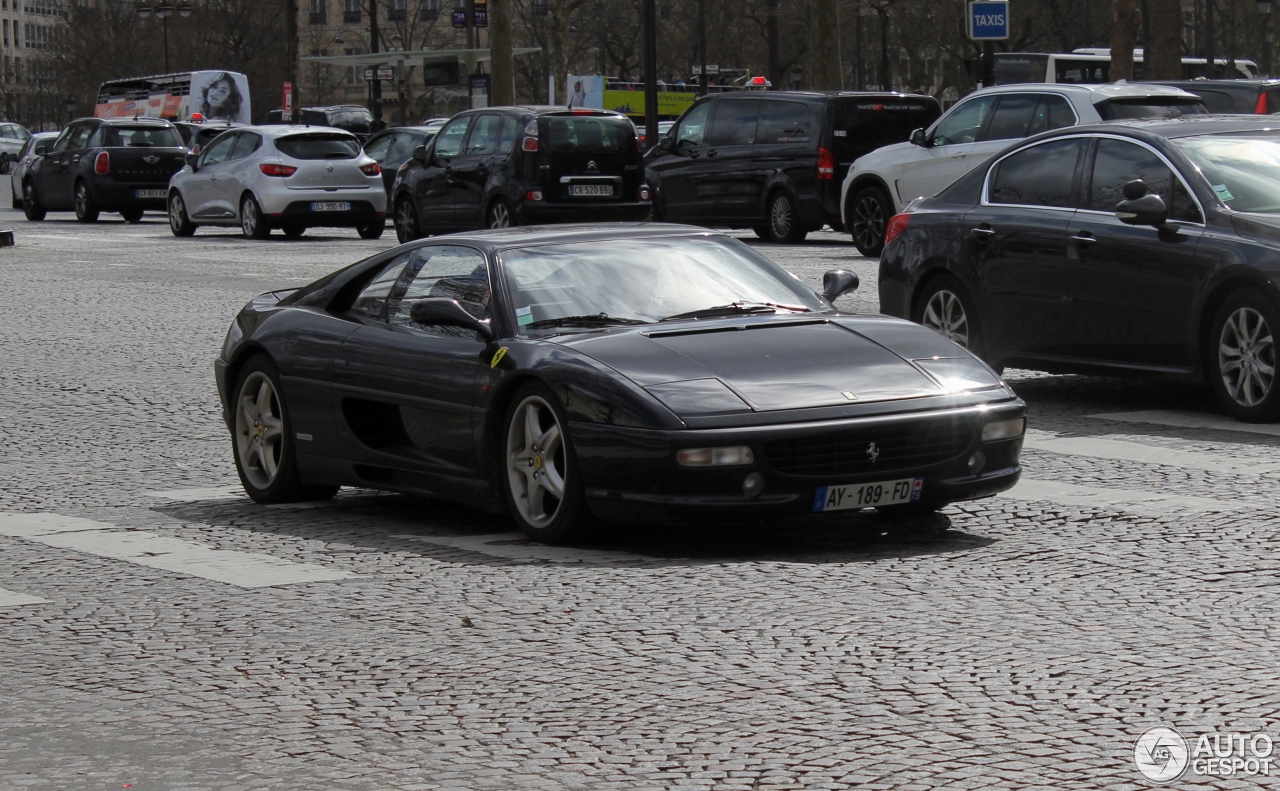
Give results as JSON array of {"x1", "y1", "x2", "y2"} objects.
[
  {"x1": 880, "y1": 115, "x2": 1280, "y2": 422},
  {"x1": 23, "y1": 117, "x2": 186, "y2": 223},
  {"x1": 644, "y1": 91, "x2": 941, "y2": 243},
  {"x1": 363, "y1": 125, "x2": 440, "y2": 198},
  {"x1": 173, "y1": 119, "x2": 246, "y2": 155},
  {"x1": 1145, "y1": 79, "x2": 1280, "y2": 114},
  {"x1": 390, "y1": 107, "x2": 651, "y2": 243},
  {"x1": 216, "y1": 225, "x2": 1024, "y2": 542},
  {"x1": 266, "y1": 105, "x2": 375, "y2": 141}
]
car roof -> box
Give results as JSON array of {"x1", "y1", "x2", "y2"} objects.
[
  {"x1": 1142, "y1": 79, "x2": 1280, "y2": 90},
  {"x1": 1042, "y1": 114, "x2": 1280, "y2": 140},
  {"x1": 96, "y1": 117, "x2": 177, "y2": 126},
  {"x1": 407, "y1": 222, "x2": 721, "y2": 253},
  {"x1": 699, "y1": 89, "x2": 936, "y2": 101},
  {"x1": 969, "y1": 81, "x2": 1200, "y2": 103},
  {"x1": 252, "y1": 124, "x2": 359, "y2": 137},
  {"x1": 374, "y1": 126, "x2": 438, "y2": 134}
]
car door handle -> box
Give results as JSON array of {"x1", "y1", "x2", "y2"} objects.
[
  {"x1": 706, "y1": 149, "x2": 718, "y2": 158},
  {"x1": 971, "y1": 226, "x2": 996, "y2": 240},
  {"x1": 1069, "y1": 232, "x2": 1096, "y2": 247},
  {"x1": 210, "y1": 175, "x2": 218, "y2": 181}
]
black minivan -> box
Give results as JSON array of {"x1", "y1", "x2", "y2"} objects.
[
  {"x1": 390, "y1": 106, "x2": 650, "y2": 243},
  {"x1": 643, "y1": 91, "x2": 940, "y2": 243}
]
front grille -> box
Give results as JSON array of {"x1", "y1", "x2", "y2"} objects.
[{"x1": 765, "y1": 414, "x2": 976, "y2": 478}]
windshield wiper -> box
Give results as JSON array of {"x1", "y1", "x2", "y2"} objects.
[
  {"x1": 524, "y1": 313, "x2": 649, "y2": 329},
  {"x1": 660, "y1": 301, "x2": 811, "y2": 322}
]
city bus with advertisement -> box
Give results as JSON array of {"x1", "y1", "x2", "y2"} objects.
[
  {"x1": 996, "y1": 49, "x2": 1258, "y2": 85},
  {"x1": 94, "y1": 71, "x2": 252, "y2": 124}
]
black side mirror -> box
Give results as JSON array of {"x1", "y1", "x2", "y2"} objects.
[
  {"x1": 412, "y1": 144, "x2": 427, "y2": 162},
  {"x1": 909, "y1": 128, "x2": 927, "y2": 147},
  {"x1": 185, "y1": 152, "x2": 199, "y2": 170},
  {"x1": 33, "y1": 143, "x2": 47, "y2": 156},
  {"x1": 821, "y1": 269, "x2": 860, "y2": 302},
  {"x1": 1115, "y1": 179, "x2": 1168, "y2": 227},
  {"x1": 657, "y1": 135, "x2": 674, "y2": 152},
  {"x1": 409, "y1": 298, "x2": 493, "y2": 337}
]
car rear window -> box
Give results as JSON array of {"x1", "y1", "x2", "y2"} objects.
[
  {"x1": 100, "y1": 126, "x2": 182, "y2": 147},
  {"x1": 276, "y1": 133, "x2": 361, "y2": 159},
  {"x1": 1096, "y1": 98, "x2": 1208, "y2": 120},
  {"x1": 328, "y1": 109, "x2": 374, "y2": 134},
  {"x1": 540, "y1": 116, "x2": 635, "y2": 153},
  {"x1": 829, "y1": 98, "x2": 940, "y2": 158}
]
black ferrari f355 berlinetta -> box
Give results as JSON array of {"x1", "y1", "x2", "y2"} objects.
[{"x1": 215, "y1": 224, "x2": 1025, "y2": 542}]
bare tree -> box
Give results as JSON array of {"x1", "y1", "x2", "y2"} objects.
[
  {"x1": 1110, "y1": 0, "x2": 1141, "y2": 80},
  {"x1": 1146, "y1": 0, "x2": 1184, "y2": 77}
]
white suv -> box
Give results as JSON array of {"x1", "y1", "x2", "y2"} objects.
[{"x1": 840, "y1": 82, "x2": 1206, "y2": 255}]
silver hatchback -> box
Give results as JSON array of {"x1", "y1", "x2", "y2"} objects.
[{"x1": 167, "y1": 125, "x2": 387, "y2": 239}]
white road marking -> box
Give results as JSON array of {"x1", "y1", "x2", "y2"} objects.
[
  {"x1": 395, "y1": 531, "x2": 652, "y2": 564},
  {"x1": 1090, "y1": 410, "x2": 1280, "y2": 438},
  {"x1": 1023, "y1": 430, "x2": 1280, "y2": 475},
  {"x1": 0, "y1": 513, "x2": 354, "y2": 588},
  {"x1": 1001, "y1": 480, "x2": 1247, "y2": 517},
  {"x1": 0, "y1": 587, "x2": 48, "y2": 609},
  {"x1": 149, "y1": 486, "x2": 246, "y2": 502}
]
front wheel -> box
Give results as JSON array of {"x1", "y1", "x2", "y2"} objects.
[
  {"x1": 394, "y1": 197, "x2": 421, "y2": 244},
  {"x1": 849, "y1": 185, "x2": 892, "y2": 256},
  {"x1": 240, "y1": 195, "x2": 270, "y2": 239},
  {"x1": 501, "y1": 383, "x2": 587, "y2": 543},
  {"x1": 23, "y1": 181, "x2": 45, "y2": 221},
  {"x1": 765, "y1": 191, "x2": 807, "y2": 243},
  {"x1": 168, "y1": 191, "x2": 196, "y2": 236},
  {"x1": 357, "y1": 218, "x2": 385, "y2": 239},
  {"x1": 232, "y1": 356, "x2": 338, "y2": 503},
  {"x1": 914, "y1": 274, "x2": 986, "y2": 359},
  {"x1": 1209, "y1": 290, "x2": 1280, "y2": 422},
  {"x1": 486, "y1": 199, "x2": 514, "y2": 229}
]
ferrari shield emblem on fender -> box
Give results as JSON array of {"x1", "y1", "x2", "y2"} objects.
[{"x1": 490, "y1": 347, "x2": 508, "y2": 368}]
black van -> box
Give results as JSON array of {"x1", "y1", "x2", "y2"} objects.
[
  {"x1": 390, "y1": 106, "x2": 650, "y2": 243},
  {"x1": 1143, "y1": 79, "x2": 1280, "y2": 114},
  {"x1": 643, "y1": 91, "x2": 941, "y2": 243},
  {"x1": 265, "y1": 105, "x2": 375, "y2": 141}
]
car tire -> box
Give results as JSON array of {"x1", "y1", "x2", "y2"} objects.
[
  {"x1": 394, "y1": 197, "x2": 421, "y2": 244},
  {"x1": 168, "y1": 191, "x2": 196, "y2": 237},
  {"x1": 11, "y1": 188, "x2": 20, "y2": 210},
  {"x1": 231, "y1": 355, "x2": 339, "y2": 504},
  {"x1": 913, "y1": 274, "x2": 987, "y2": 359},
  {"x1": 1208, "y1": 289, "x2": 1280, "y2": 422},
  {"x1": 282, "y1": 224, "x2": 306, "y2": 238},
  {"x1": 486, "y1": 198, "x2": 514, "y2": 229},
  {"x1": 22, "y1": 180, "x2": 44, "y2": 221},
  {"x1": 765, "y1": 191, "x2": 807, "y2": 243},
  {"x1": 499, "y1": 382, "x2": 587, "y2": 544},
  {"x1": 356, "y1": 218, "x2": 385, "y2": 239},
  {"x1": 120, "y1": 208, "x2": 144, "y2": 223},
  {"x1": 240, "y1": 194, "x2": 270, "y2": 240},
  {"x1": 849, "y1": 185, "x2": 892, "y2": 257},
  {"x1": 74, "y1": 181, "x2": 99, "y2": 223}
]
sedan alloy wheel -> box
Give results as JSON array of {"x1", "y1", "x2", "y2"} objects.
[
  {"x1": 1218, "y1": 305, "x2": 1275, "y2": 408},
  {"x1": 487, "y1": 200, "x2": 512, "y2": 229},
  {"x1": 921, "y1": 289, "x2": 970, "y2": 348},
  {"x1": 395, "y1": 198, "x2": 420, "y2": 244}
]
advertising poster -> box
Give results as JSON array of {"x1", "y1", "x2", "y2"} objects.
[
  {"x1": 470, "y1": 74, "x2": 490, "y2": 109},
  {"x1": 189, "y1": 70, "x2": 252, "y2": 123},
  {"x1": 601, "y1": 89, "x2": 695, "y2": 118},
  {"x1": 565, "y1": 75, "x2": 603, "y2": 109}
]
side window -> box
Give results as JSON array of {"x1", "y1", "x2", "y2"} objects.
[
  {"x1": 199, "y1": 133, "x2": 237, "y2": 166},
  {"x1": 50, "y1": 128, "x2": 73, "y2": 153},
  {"x1": 988, "y1": 138, "x2": 1083, "y2": 208},
  {"x1": 465, "y1": 114, "x2": 501, "y2": 155},
  {"x1": 363, "y1": 133, "x2": 393, "y2": 162},
  {"x1": 930, "y1": 96, "x2": 997, "y2": 146},
  {"x1": 1024, "y1": 94, "x2": 1076, "y2": 135},
  {"x1": 350, "y1": 254, "x2": 414, "y2": 322},
  {"x1": 68, "y1": 124, "x2": 94, "y2": 150},
  {"x1": 390, "y1": 246, "x2": 491, "y2": 338},
  {"x1": 754, "y1": 100, "x2": 814, "y2": 144},
  {"x1": 434, "y1": 118, "x2": 471, "y2": 158},
  {"x1": 981, "y1": 94, "x2": 1040, "y2": 142},
  {"x1": 15, "y1": 125, "x2": 29, "y2": 141},
  {"x1": 1087, "y1": 138, "x2": 1200, "y2": 221},
  {"x1": 1, "y1": 125, "x2": 15, "y2": 139},
  {"x1": 386, "y1": 132, "x2": 418, "y2": 163},
  {"x1": 230, "y1": 133, "x2": 261, "y2": 161},
  {"x1": 497, "y1": 116, "x2": 519, "y2": 155},
  {"x1": 707, "y1": 100, "x2": 760, "y2": 147},
  {"x1": 675, "y1": 102, "x2": 710, "y2": 148}
]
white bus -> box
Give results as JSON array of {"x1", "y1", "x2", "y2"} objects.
[
  {"x1": 94, "y1": 71, "x2": 252, "y2": 124},
  {"x1": 996, "y1": 49, "x2": 1259, "y2": 85}
]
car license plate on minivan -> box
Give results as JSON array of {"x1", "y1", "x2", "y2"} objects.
[
  {"x1": 311, "y1": 201, "x2": 351, "y2": 212},
  {"x1": 812, "y1": 478, "x2": 922, "y2": 512},
  {"x1": 569, "y1": 184, "x2": 613, "y2": 197},
  {"x1": 135, "y1": 189, "x2": 166, "y2": 199}
]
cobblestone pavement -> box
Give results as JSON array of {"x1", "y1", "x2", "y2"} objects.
[{"x1": 0, "y1": 211, "x2": 1277, "y2": 790}]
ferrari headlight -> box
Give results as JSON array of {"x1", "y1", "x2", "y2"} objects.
[
  {"x1": 676, "y1": 446, "x2": 754, "y2": 467},
  {"x1": 982, "y1": 416, "x2": 1025, "y2": 442}
]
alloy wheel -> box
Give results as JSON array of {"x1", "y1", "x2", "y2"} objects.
[
  {"x1": 921, "y1": 290, "x2": 969, "y2": 348},
  {"x1": 488, "y1": 202, "x2": 511, "y2": 229},
  {"x1": 234, "y1": 371, "x2": 285, "y2": 490},
  {"x1": 395, "y1": 200, "x2": 417, "y2": 243},
  {"x1": 1218, "y1": 306, "x2": 1275, "y2": 408},
  {"x1": 852, "y1": 194, "x2": 885, "y2": 251},
  {"x1": 169, "y1": 194, "x2": 185, "y2": 233},
  {"x1": 241, "y1": 199, "x2": 258, "y2": 237},
  {"x1": 770, "y1": 195, "x2": 793, "y2": 239},
  {"x1": 505, "y1": 395, "x2": 566, "y2": 529}
]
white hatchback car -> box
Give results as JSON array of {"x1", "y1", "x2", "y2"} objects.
[
  {"x1": 167, "y1": 125, "x2": 387, "y2": 240},
  {"x1": 840, "y1": 82, "x2": 1206, "y2": 255}
]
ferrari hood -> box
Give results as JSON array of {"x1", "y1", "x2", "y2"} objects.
[{"x1": 552, "y1": 317, "x2": 951, "y2": 416}]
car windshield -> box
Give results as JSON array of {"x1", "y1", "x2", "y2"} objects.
[
  {"x1": 499, "y1": 236, "x2": 829, "y2": 329},
  {"x1": 1174, "y1": 132, "x2": 1280, "y2": 213},
  {"x1": 101, "y1": 126, "x2": 182, "y2": 147},
  {"x1": 275, "y1": 133, "x2": 361, "y2": 159},
  {"x1": 1096, "y1": 98, "x2": 1208, "y2": 120}
]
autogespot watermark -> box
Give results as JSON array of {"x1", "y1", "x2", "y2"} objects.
[{"x1": 1134, "y1": 726, "x2": 1275, "y2": 783}]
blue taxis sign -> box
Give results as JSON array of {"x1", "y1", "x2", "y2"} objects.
[{"x1": 968, "y1": 0, "x2": 1009, "y2": 40}]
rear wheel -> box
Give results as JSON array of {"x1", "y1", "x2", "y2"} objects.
[
  {"x1": 1209, "y1": 290, "x2": 1280, "y2": 422},
  {"x1": 74, "y1": 181, "x2": 99, "y2": 223},
  {"x1": 914, "y1": 274, "x2": 986, "y2": 359},
  {"x1": 240, "y1": 194, "x2": 270, "y2": 239},
  {"x1": 849, "y1": 185, "x2": 892, "y2": 257},
  {"x1": 394, "y1": 197, "x2": 421, "y2": 244},
  {"x1": 486, "y1": 199, "x2": 513, "y2": 229},
  {"x1": 282, "y1": 224, "x2": 306, "y2": 238},
  {"x1": 501, "y1": 383, "x2": 587, "y2": 543},
  {"x1": 765, "y1": 191, "x2": 807, "y2": 243},
  {"x1": 0, "y1": 153, "x2": 10, "y2": 175},
  {"x1": 120, "y1": 207, "x2": 144, "y2": 223},
  {"x1": 168, "y1": 191, "x2": 196, "y2": 237},
  {"x1": 356, "y1": 218, "x2": 385, "y2": 239}
]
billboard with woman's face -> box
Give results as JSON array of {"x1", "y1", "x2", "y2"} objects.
[{"x1": 190, "y1": 71, "x2": 251, "y2": 123}]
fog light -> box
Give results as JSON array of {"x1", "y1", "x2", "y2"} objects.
[
  {"x1": 676, "y1": 446, "x2": 754, "y2": 466},
  {"x1": 982, "y1": 416, "x2": 1025, "y2": 442},
  {"x1": 742, "y1": 472, "x2": 765, "y2": 498},
  {"x1": 967, "y1": 451, "x2": 986, "y2": 475}
]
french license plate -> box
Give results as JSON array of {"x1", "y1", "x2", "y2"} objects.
[
  {"x1": 311, "y1": 201, "x2": 351, "y2": 212},
  {"x1": 813, "y1": 478, "x2": 922, "y2": 512},
  {"x1": 135, "y1": 189, "x2": 166, "y2": 199},
  {"x1": 569, "y1": 184, "x2": 613, "y2": 197}
]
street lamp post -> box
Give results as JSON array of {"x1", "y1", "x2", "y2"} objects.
[{"x1": 136, "y1": 1, "x2": 192, "y2": 73}]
